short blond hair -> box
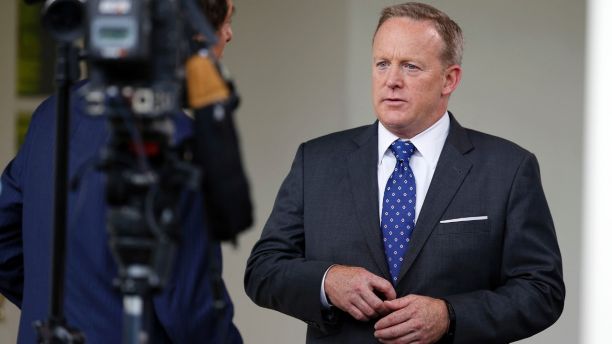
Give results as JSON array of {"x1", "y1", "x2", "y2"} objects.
[{"x1": 374, "y1": 2, "x2": 464, "y2": 66}]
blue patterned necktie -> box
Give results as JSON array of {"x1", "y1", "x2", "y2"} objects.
[{"x1": 381, "y1": 140, "x2": 417, "y2": 284}]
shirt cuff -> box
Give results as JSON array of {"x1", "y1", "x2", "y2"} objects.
[{"x1": 320, "y1": 265, "x2": 336, "y2": 309}]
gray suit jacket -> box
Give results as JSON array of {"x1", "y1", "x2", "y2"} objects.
[{"x1": 245, "y1": 114, "x2": 564, "y2": 343}]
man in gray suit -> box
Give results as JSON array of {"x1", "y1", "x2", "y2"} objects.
[{"x1": 245, "y1": 2, "x2": 564, "y2": 343}]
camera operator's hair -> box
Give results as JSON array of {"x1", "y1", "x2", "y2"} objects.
[
  {"x1": 374, "y1": 2, "x2": 463, "y2": 66},
  {"x1": 198, "y1": 0, "x2": 229, "y2": 30}
]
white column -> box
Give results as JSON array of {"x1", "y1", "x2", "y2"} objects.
[{"x1": 581, "y1": 1, "x2": 612, "y2": 343}]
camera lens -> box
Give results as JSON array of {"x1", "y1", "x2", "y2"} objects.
[{"x1": 43, "y1": 0, "x2": 85, "y2": 42}]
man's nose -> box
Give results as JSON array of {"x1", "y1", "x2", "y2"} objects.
[{"x1": 385, "y1": 66, "x2": 403, "y2": 89}]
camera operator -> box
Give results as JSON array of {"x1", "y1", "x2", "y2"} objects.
[{"x1": 0, "y1": 0, "x2": 244, "y2": 343}]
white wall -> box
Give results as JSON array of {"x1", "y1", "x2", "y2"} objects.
[{"x1": 220, "y1": 0, "x2": 349, "y2": 341}]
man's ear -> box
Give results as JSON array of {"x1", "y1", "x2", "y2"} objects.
[{"x1": 442, "y1": 65, "x2": 462, "y2": 96}]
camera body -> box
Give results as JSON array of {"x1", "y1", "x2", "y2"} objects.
[
  {"x1": 86, "y1": 0, "x2": 181, "y2": 118},
  {"x1": 85, "y1": 0, "x2": 194, "y2": 297},
  {"x1": 88, "y1": 0, "x2": 151, "y2": 61}
]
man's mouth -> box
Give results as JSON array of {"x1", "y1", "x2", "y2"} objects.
[{"x1": 383, "y1": 98, "x2": 406, "y2": 105}]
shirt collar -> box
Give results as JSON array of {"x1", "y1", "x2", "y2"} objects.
[{"x1": 378, "y1": 112, "x2": 450, "y2": 167}]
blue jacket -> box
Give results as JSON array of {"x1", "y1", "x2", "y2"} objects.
[{"x1": 0, "y1": 88, "x2": 242, "y2": 343}]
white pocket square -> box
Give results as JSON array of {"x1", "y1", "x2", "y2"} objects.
[{"x1": 439, "y1": 216, "x2": 488, "y2": 224}]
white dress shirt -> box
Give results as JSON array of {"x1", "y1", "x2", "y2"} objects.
[
  {"x1": 320, "y1": 112, "x2": 450, "y2": 308},
  {"x1": 377, "y1": 113, "x2": 450, "y2": 222}
]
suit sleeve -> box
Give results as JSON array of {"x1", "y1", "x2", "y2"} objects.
[
  {"x1": 244, "y1": 144, "x2": 336, "y2": 331},
  {"x1": 444, "y1": 153, "x2": 565, "y2": 343},
  {"x1": 0, "y1": 101, "x2": 47, "y2": 307},
  {"x1": 0, "y1": 158, "x2": 25, "y2": 307}
]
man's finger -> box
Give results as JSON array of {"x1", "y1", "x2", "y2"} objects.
[
  {"x1": 347, "y1": 305, "x2": 368, "y2": 322},
  {"x1": 383, "y1": 294, "x2": 414, "y2": 311},
  {"x1": 374, "y1": 306, "x2": 412, "y2": 330},
  {"x1": 378, "y1": 333, "x2": 415, "y2": 344},
  {"x1": 361, "y1": 289, "x2": 389, "y2": 316},
  {"x1": 369, "y1": 275, "x2": 397, "y2": 301},
  {"x1": 353, "y1": 296, "x2": 379, "y2": 319},
  {"x1": 374, "y1": 318, "x2": 415, "y2": 340}
]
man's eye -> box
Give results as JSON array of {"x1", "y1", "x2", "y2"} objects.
[
  {"x1": 403, "y1": 63, "x2": 419, "y2": 71},
  {"x1": 376, "y1": 61, "x2": 390, "y2": 69}
]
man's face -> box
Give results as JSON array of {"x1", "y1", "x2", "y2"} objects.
[
  {"x1": 371, "y1": 17, "x2": 460, "y2": 138},
  {"x1": 213, "y1": 0, "x2": 234, "y2": 59}
]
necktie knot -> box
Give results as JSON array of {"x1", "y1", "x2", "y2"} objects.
[{"x1": 389, "y1": 140, "x2": 416, "y2": 162}]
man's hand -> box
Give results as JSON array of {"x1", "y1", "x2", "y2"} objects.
[
  {"x1": 374, "y1": 294, "x2": 448, "y2": 344},
  {"x1": 324, "y1": 265, "x2": 396, "y2": 321}
]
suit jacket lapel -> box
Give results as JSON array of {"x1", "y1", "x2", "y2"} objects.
[
  {"x1": 397, "y1": 114, "x2": 474, "y2": 283},
  {"x1": 346, "y1": 122, "x2": 390, "y2": 279}
]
